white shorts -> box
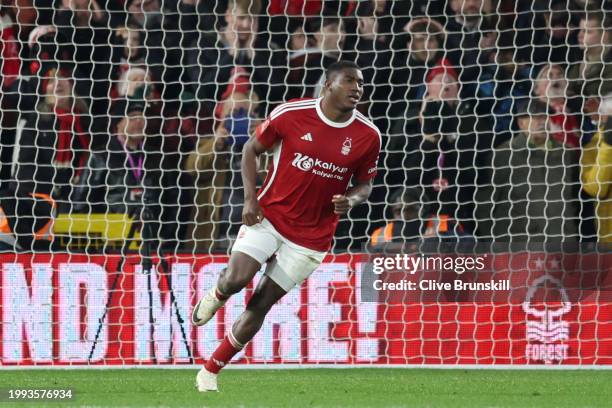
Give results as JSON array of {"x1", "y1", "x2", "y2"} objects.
[{"x1": 231, "y1": 218, "x2": 326, "y2": 292}]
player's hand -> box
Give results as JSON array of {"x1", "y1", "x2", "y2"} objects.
[
  {"x1": 243, "y1": 197, "x2": 263, "y2": 226},
  {"x1": 332, "y1": 195, "x2": 353, "y2": 215}
]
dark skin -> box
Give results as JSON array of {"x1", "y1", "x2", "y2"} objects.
[{"x1": 217, "y1": 67, "x2": 374, "y2": 345}]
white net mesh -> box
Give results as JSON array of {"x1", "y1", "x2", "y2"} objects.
[{"x1": 0, "y1": 0, "x2": 610, "y2": 366}]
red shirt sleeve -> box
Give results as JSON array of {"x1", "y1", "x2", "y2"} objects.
[
  {"x1": 354, "y1": 133, "x2": 380, "y2": 183},
  {"x1": 255, "y1": 117, "x2": 282, "y2": 148}
]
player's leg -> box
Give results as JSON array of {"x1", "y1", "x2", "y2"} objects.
[
  {"x1": 191, "y1": 252, "x2": 261, "y2": 327},
  {"x1": 196, "y1": 243, "x2": 326, "y2": 392},
  {"x1": 196, "y1": 268, "x2": 287, "y2": 392},
  {"x1": 232, "y1": 274, "x2": 287, "y2": 344},
  {"x1": 200, "y1": 275, "x2": 286, "y2": 373},
  {"x1": 196, "y1": 276, "x2": 285, "y2": 392},
  {"x1": 217, "y1": 252, "x2": 262, "y2": 295},
  {"x1": 192, "y1": 222, "x2": 281, "y2": 327}
]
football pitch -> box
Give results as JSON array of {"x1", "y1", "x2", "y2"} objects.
[{"x1": 1, "y1": 368, "x2": 610, "y2": 408}]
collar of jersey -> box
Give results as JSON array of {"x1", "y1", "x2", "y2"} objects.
[{"x1": 315, "y1": 97, "x2": 357, "y2": 128}]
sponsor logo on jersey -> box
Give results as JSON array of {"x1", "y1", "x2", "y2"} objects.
[
  {"x1": 292, "y1": 153, "x2": 315, "y2": 171},
  {"x1": 301, "y1": 133, "x2": 313, "y2": 141},
  {"x1": 523, "y1": 274, "x2": 571, "y2": 364},
  {"x1": 291, "y1": 152, "x2": 348, "y2": 180}
]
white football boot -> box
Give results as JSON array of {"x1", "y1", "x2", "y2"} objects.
[
  {"x1": 195, "y1": 368, "x2": 219, "y2": 392},
  {"x1": 192, "y1": 287, "x2": 227, "y2": 326}
]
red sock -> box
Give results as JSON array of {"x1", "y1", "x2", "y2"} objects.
[
  {"x1": 215, "y1": 287, "x2": 230, "y2": 301},
  {"x1": 205, "y1": 335, "x2": 243, "y2": 374}
]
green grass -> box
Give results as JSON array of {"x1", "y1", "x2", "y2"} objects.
[{"x1": 1, "y1": 368, "x2": 610, "y2": 408}]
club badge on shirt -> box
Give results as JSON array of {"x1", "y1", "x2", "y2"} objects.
[{"x1": 341, "y1": 137, "x2": 352, "y2": 155}]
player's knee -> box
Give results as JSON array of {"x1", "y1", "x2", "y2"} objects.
[
  {"x1": 218, "y1": 268, "x2": 245, "y2": 294},
  {"x1": 217, "y1": 264, "x2": 254, "y2": 295}
]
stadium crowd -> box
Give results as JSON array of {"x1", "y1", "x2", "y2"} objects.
[{"x1": 0, "y1": 0, "x2": 610, "y2": 252}]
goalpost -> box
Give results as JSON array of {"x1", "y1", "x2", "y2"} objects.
[{"x1": 0, "y1": 0, "x2": 610, "y2": 367}]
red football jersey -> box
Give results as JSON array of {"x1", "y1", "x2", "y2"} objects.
[{"x1": 254, "y1": 98, "x2": 381, "y2": 251}]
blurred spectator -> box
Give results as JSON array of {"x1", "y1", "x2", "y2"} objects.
[
  {"x1": 111, "y1": 21, "x2": 146, "y2": 73},
  {"x1": 568, "y1": 11, "x2": 612, "y2": 99},
  {"x1": 0, "y1": 65, "x2": 89, "y2": 250},
  {"x1": 115, "y1": 67, "x2": 156, "y2": 101},
  {"x1": 286, "y1": 22, "x2": 323, "y2": 99},
  {"x1": 126, "y1": 0, "x2": 195, "y2": 105},
  {"x1": 0, "y1": 2, "x2": 23, "y2": 182},
  {"x1": 53, "y1": 0, "x2": 112, "y2": 119},
  {"x1": 2, "y1": 0, "x2": 35, "y2": 41},
  {"x1": 312, "y1": 17, "x2": 345, "y2": 63},
  {"x1": 351, "y1": 3, "x2": 390, "y2": 116},
  {"x1": 406, "y1": 0, "x2": 445, "y2": 20},
  {"x1": 475, "y1": 30, "x2": 531, "y2": 140},
  {"x1": 266, "y1": 1, "x2": 356, "y2": 50},
  {"x1": 156, "y1": 99, "x2": 199, "y2": 250},
  {"x1": 13, "y1": 67, "x2": 90, "y2": 212},
  {"x1": 444, "y1": 0, "x2": 486, "y2": 97},
  {"x1": 73, "y1": 98, "x2": 163, "y2": 215},
  {"x1": 370, "y1": 187, "x2": 426, "y2": 245},
  {"x1": 358, "y1": 0, "x2": 399, "y2": 38},
  {"x1": 127, "y1": 0, "x2": 162, "y2": 28},
  {"x1": 527, "y1": 0, "x2": 581, "y2": 67},
  {"x1": 0, "y1": 4, "x2": 20, "y2": 92},
  {"x1": 405, "y1": 61, "x2": 490, "y2": 236},
  {"x1": 309, "y1": 17, "x2": 348, "y2": 98},
  {"x1": 290, "y1": 24, "x2": 313, "y2": 52},
  {"x1": 0, "y1": 187, "x2": 56, "y2": 251},
  {"x1": 387, "y1": 18, "x2": 446, "y2": 121},
  {"x1": 184, "y1": 70, "x2": 262, "y2": 251},
  {"x1": 533, "y1": 64, "x2": 581, "y2": 148},
  {"x1": 186, "y1": 0, "x2": 286, "y2": 116},
  {"x1": 581, "y1": 94, "x2": 612, "y2": 242},
  {"x1": 376, "y1": 180, "x2": 473, "y2": 246},
  {"x1": 476, "y1": 99, "x2": 580, "y2": 240},
  {"x1": 384, "y1": 19, "x2": 447, "y2": 192}
]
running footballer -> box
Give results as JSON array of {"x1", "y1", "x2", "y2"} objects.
[{"x1": 192, "y1": 61, "x2": 381, "y2": 392}]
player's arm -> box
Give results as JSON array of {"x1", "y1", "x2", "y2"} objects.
[
  {"x1": 332, "y1": 180, "x2": 374, "y2": 215},
  {"x1": 334, "y1": 128, "x2": 381, "y2": 215},
  {"x1": 241, "y1": 137, "x2": 269, "y2": 225}
]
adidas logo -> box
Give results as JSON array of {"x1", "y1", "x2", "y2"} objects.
[{"x1": 301, "y1": 133, "x2": 313, "y2": 142}]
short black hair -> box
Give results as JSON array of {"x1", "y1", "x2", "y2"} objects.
[{"x1": 326, "y1": 60, "x2": 360, "y2": 79}]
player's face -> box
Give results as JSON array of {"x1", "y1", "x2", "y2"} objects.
[{"x1": 328, "y1": 69, "x2": 364, "y2": 111}]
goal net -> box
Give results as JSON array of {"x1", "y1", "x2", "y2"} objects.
[{"x1": 0, "y1": 0, "x2": 610, "y2": 366}]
